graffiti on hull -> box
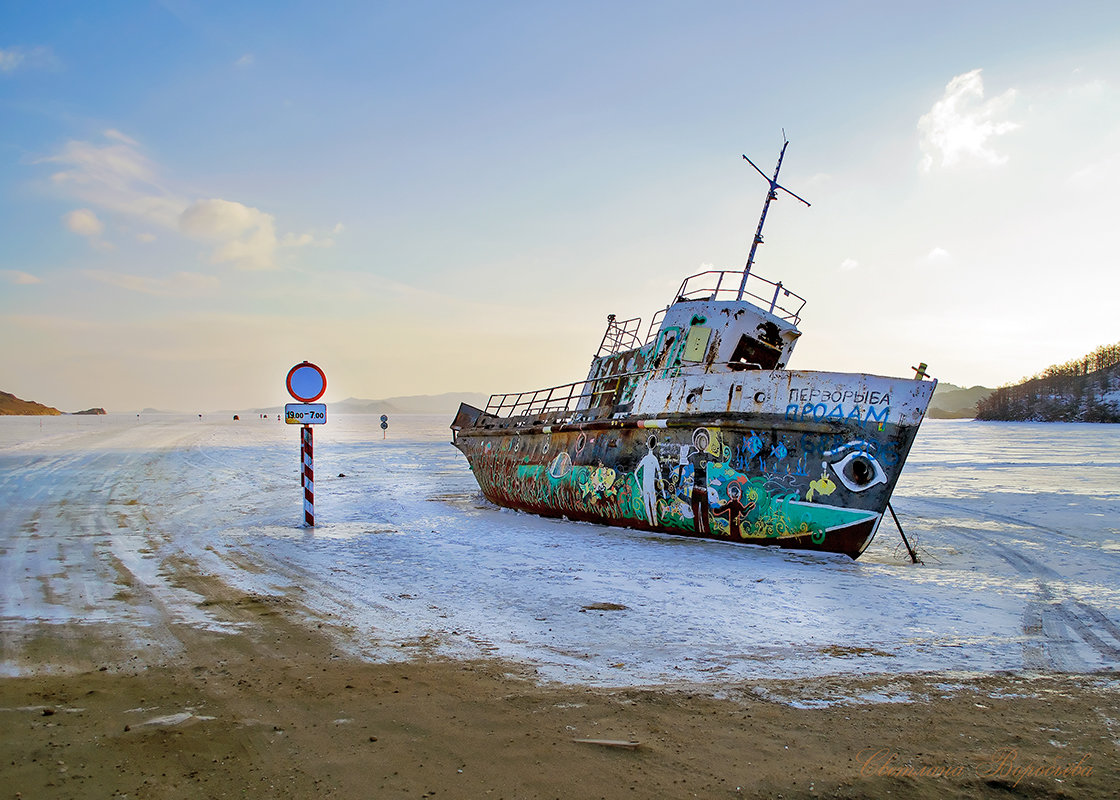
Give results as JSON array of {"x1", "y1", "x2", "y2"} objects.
[{"x1": 463, "y1": 425, "x2": 888, "y2": 548}]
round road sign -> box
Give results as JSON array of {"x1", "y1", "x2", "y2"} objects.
[{"x1": 286, "y1": 361, "x2": 327, "y2": 402}]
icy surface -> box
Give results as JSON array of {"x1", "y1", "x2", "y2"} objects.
[{"x1": 1, "y1": 414, "x2": 1118, "y2": 685}]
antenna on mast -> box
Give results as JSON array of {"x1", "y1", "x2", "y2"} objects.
[{"x1": 736, "y1": 133, "x2": 811, "y2": 301}]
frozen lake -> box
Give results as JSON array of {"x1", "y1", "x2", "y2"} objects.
[{"x1": 2, "y1": 413, "x2": 1118, "y2": 686}]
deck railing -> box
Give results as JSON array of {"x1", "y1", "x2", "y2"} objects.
[
  {"x1": 674, "y1": 269, "x2": 805, "y2": 323},
  {"x1": 594, "y1": 268, "x2": 805, "y2": 357},
  {"x1": 489, "y1": 267, "x2": 804, "y2": 417},
  {"x1": 484, "y1": 367, "x2": 666, "y2": 419},
  {"x1": 595, "y1": 315, "x2": 644, "y2": 357}
]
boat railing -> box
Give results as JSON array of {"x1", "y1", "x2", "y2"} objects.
[
  {"x1": 673, "y1": 269, "x2": 805, "y2": 323},
  {"x1": 595, "y1": 314, "x2": 644, "y2": 357},
  {"x1": 598, "y1": 269, "x2": 805, "y2": 354},
  {"x1": 485, "y1": 367, "x2": 661, "y2": 419},
  {"x1": 483, "y1": 363, "x2": 721, "y2": 419},
  {"x1": 644, "y1": 308, "x2": 667, "y2": 344}
]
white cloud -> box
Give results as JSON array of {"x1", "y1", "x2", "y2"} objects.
[
  {"x1": 0, "y1": 48, "x2": 24, "y2": 72},
  {"x1": 282, "y1": 229, "x2": 339, "y2": 248},
  {"x1": 42, "y1": 131, "x2": 185, "y2": 227},
  {"x1": 0, "y1": 45, "x2": 56, "y2": 73},
  {"x1": 282, "y1": 232, "x2": 314, "y2": 248},
  {"x1": 318, "y1": 222, "x2": 345, "y2": 246},
  {"x1": 1067, "y1": 73, "x2": 1107, "y2": 99},
  {"x1": 918, "y1": 69, "x2": 1019, "y2": 173},
  {"x1": 179, "y1": 198, "x2": 278, "y2": 270},
  {"x1": 1, "y1": 270, "x2": 41, "y2": 285},
  {"x1": 84, "y1": 269, "x2": 220, "y2": 296},
  {"x1": 63, "y1": 208, "x2": 104, "y2": 237},
  {"x1": 136, "y1": 232, "x2": 157, "y2": 243},
  {"x1": 921, "y1": 247, "x2": 953, "y2": 266},
  {"x1": 235, "y1": 54, "x2": 254, "y2": 68},
  {"x1": 104, "y1": 128, "x2": 139, "y2": 146},
  {"x1": 803, "y1": 173, "x2": 832, "y2": 192},
  {"x1": 40, "y1": 131, "x2": 315, "y2": 271},
  {"x1": 1067, "y1": 153, "x2": 1120, "y2": 191},
  {"x1": 839, "y1": 257, "x2": 859, "y2": 272}
]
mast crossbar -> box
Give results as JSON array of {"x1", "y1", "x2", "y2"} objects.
[{"x1": 736, "y1": 137, "x2": 811, "y2": 301}]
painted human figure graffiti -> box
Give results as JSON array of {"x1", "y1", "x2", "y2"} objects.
[
  {"x1": 711, "y1": 480, "x2": 757, "y2": 540},
  {"x1": 689, "y1": 428, "x2": 713, "y2": 535},
  {"x1": 636, "y1": 435, "x2": 661, "y2": 524}
]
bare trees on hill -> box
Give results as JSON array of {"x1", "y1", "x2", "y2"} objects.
[{"x1": 976, "y1": 341, "x2": 1120, "y2": 422}]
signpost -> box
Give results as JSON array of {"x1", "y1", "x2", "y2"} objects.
[
  {"x1": 286, "y1": 361, "x2": 326, "y2": 527},
  {"x1": 380, "y1": 414, "x2": 388, "y2": 439}
]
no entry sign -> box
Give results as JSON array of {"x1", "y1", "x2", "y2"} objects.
[
  {"x1": 286, "y1": 361, "x2": 327, "y2": 402},
  {"x1": 285, "y1": 361, "x2": 327, "y2": 528}
]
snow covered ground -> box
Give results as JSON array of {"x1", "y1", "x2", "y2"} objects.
[{"x1": 2, "y1": 413, "x2": 1118, "y2": 686}]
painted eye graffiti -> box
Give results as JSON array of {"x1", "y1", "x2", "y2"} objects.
[
  {"x1": 833, "y1": 451, "x2": 886, "y2": 491},
  {"x1": 823, "y1": 441, "x2": 888, "y2": 493}
]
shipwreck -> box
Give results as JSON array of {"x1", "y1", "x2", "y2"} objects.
[{"x1": 451, "y1": 141, "x2": 935, "y2": 559}]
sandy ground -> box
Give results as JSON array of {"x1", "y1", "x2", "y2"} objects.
[{"x1": 2, "y1": 582, "x2": 1116, "y2": 800}]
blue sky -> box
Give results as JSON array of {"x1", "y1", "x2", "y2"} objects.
[{"x1": 2, "y1": 1, "x2": 1118, "y2": 411}]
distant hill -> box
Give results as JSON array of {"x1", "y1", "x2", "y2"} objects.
[
  {"x1": 0, "y1": 391, "x2": 62, "y2": 416},
  {"x1": 976, "y1": 342, "x2": 1120, "y2": 423},
  {"x1": 926, "y1": 382, "x2": 994, "y2": 419},
  {"x1": 250, "y1": 392, "x2": 491, "y2": 417},
  {"x1": 332, "y1": 392, "x2": 490, "y2": 415}
]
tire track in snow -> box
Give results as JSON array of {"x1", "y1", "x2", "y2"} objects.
[
  {"x1": 898, "y1": 496, "x2": 1120, "y2": 672},
  {"x1": 973, "y1": 529, "x2": 1120, "y2": 671},
  {"x1": 0, "y1": 423, "x2": 259, "y2": 674}
]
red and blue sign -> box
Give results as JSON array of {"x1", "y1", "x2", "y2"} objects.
[{"x1": 286, "y1": 361, "x2": 327, "y2": 402}]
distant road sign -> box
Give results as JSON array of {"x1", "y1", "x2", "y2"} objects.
[
  {"x1": 285, "y1": 403, "x2": 327, "y2": 425},
  {"x1": 286, "y1": 361, "x2": 327, "y2": 402}
]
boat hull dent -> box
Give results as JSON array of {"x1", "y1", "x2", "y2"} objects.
[{"x1": 451, "y1": 386, "x2": 931, "y2": 559}]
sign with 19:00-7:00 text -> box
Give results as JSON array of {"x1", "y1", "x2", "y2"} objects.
[{"x1": 285, "y1": 403, "x2": 326, "y2": 425}]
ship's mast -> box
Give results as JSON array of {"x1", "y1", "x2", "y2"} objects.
[{"x1": 736, "y1": 136, "x2": 811, "y2": 301}]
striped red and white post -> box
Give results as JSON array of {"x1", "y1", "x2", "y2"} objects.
[
  {"x1": 286, "y1": 361, "x2": 326, "y2": 528},
  {"x1": 302, "y1": 425, "x2": 314, "y2": 526}
]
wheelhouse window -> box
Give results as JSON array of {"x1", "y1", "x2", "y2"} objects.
[{"x1": 728, "y1": 334, "x2": 781, "y2": 370}]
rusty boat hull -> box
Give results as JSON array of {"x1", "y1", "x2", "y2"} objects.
[{"x1": 452, "y1": 369, "x2": 935, "y2": 560}]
